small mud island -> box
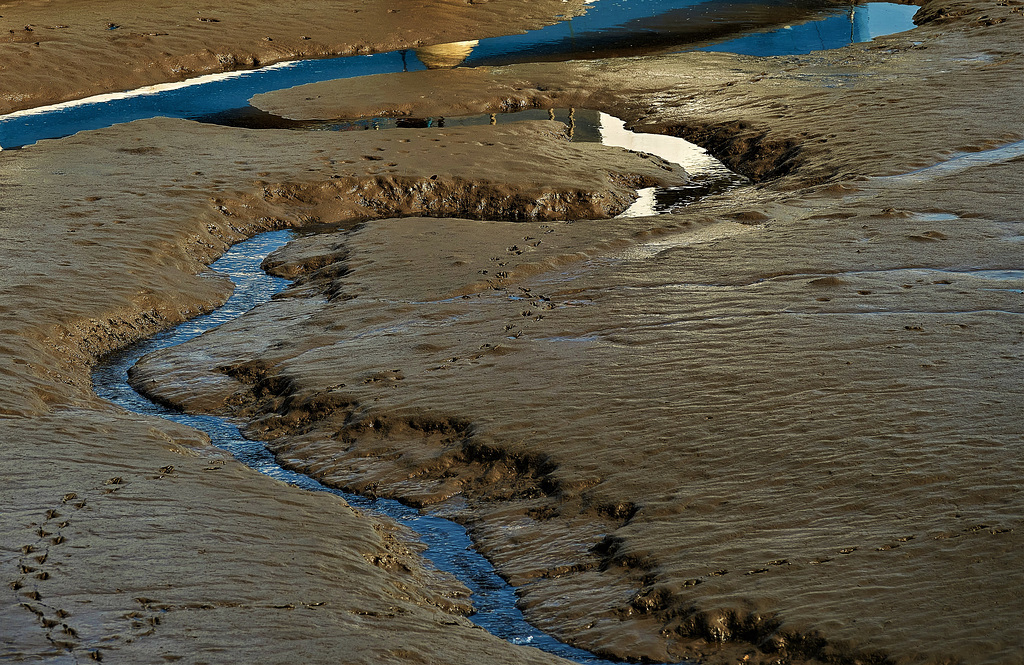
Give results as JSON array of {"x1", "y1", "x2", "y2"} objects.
[{"x1": 2, "y1": 0, "x2": 1023, "y2": 663}]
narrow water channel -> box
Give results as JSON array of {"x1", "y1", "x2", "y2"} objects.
[
  {"x1": 21, "y1": 1, "x2": 924, "y2": 659},
  {"x1": 0, "y1": 1, "x2": 918, "y2": 149},
  {"x1": 91, "y1": 231, "x2": 659, "y2": 665},
  {"x1": 233, "y1": 107, "x2": 750, "y2": 215}
]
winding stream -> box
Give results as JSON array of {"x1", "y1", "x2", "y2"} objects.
[
  {"x1": 91, "y1": 231, "x2": 647, "y2": 665},
  {"x1": 81, "y1": 100, "x2": 745, "y2": 663},
  {"x1": 29, "y1": 0, "x2": 923, "y2": 659}
]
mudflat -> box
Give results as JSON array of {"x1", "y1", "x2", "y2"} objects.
[
  {"x1": 0, "y1": 0, "x2": 585, "y2": 114},
  {"x1": 4, "y1": 0, "x2": 1024, "y2": 663},
  {"x1": 0, "y1": 118, "x2": 680, "y2": 663}
]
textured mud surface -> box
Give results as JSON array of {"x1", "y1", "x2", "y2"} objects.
[
  {"x1": 141, "y1": 0, "x2": 1024, "y2": 662},
  {"x1": 254, "y1": 0, "x2": 1023, "y2": 187},
  {"x1": 0, "y1": 119, "x2": 676, "y2": 663},
  {"x1": 0, "y1": 0, "x2": 587, "y2": 114},
  {"x1": 3, "y1": 0, "x2": 1024, "y2": 662}
]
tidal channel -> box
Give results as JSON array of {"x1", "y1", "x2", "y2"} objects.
[
  {"x1": 32, "y1": 0, "x2": 923, "y2": 660},
  {"x1": 91, "y1": 231, "x2": 665, "y2": 665}
]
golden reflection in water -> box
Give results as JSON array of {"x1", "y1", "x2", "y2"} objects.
[{"x1": 414, "y1": 40, "x2": 479, "y2": 69}]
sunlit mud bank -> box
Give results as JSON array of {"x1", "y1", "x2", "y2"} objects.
[
  {"x1": 3, "y1": 0, "x2": 1023, "y2": 662},
  {"x1": 0, "y1": 118, "x2": 681, "y2": 664},
  {"x1": 142, "y1": 0, "x2": 1024, "y2": 662}
]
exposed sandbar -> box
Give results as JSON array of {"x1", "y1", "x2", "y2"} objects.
[{"x1": 0, "y1": 0, "x2": 586, "y2": 114}]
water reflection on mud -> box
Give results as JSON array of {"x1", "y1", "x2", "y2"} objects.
[
  {"x1": 697, "y1": 2, "x2": 918, "y2": 56},
  {"x1": 596, "y1": 113, "x2": 749, "y2": 215},
  {"x1": 0, "y1": 0, "x2": 920, "y2": 149},
  {"x1": 416, "y1": 40, "x2": 481, "y2": 69}
]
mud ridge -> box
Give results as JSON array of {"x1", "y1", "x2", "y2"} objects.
[
  {"x1": 219, "y1": 377, "x2": 564, "y2": 507},
  {"x1": 627, "y1": 594, "x2": 894, "y2": 665},
  {"x1": 251, "y1": 172, "x2": 662, "y2": 223},
  {"x1": 156, "y1": 335, "x2": 638, "y2": 524}
]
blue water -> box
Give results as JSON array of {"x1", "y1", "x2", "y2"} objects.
[
  {"x1": 699, "y1": 2, "x2": 917, "y2": 56},
  {"x1": 0, "y1": 51, "x2": 424, "y2": 149},
  {"x1": 91, "y1": 231, "x2": 658, "y2": 665},
  {"x1": 462, "y1": 0, "x2": 916, "y2": 64},
  {"x1": 461, "y1": 0, "x2": 737, "y2": 64},
  {"x1": 0, "y1": 0, "x2": 918, "y2": 149}
]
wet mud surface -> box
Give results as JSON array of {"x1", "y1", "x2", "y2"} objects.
[
  {"x1": 0, "y1": 0, "x2": 589, "y2": 115},
  {"x1": 0, "y1": 118, "x2": 681, "y2": 664},
  {"x1": 90, "y1": 230, "x2": 629, "y2": 664},
  {"x1": 0, "y1": 0, "x2": 890, "y2": 118},
  {"x1": 4, "y1": 0, "x2": 1024, "y2": 662}
]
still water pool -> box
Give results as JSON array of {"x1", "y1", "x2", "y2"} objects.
[{"x1": 0, "y1": 1, "x2": 918, "y2": 149}]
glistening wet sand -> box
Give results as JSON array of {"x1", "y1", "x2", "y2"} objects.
[
  {"x1": 0, "y1": 119, "x2": 677, "y2": 663},
  {"x1": 0, "y1": 0, "x2": 587, "y2": 115},
  {"x1": 132, "y1": 184, "x2": 1024, "y2": 664}
]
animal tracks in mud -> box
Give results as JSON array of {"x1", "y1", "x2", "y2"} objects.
[
  {"x1": 7, "y1": 468, "x2": 180, "y2": 662},
  {"x1": 500, "y1": 287, "x2": 553, "y2": 339},
  {"x1": 12, "y1": 487, "x2": 96, "y2": 660},
  {"x1": 8, "y1": 461, "x2": 344, "y2": 662}
]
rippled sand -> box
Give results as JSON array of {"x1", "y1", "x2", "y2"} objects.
[
  {"x1": 143, "y1": 0, "x2": 1024, "y2": 662},
  {"x1": 0, "y1": 0, "x2": 586, "y2": 114},
  {"x1": 0, "y1": 118, "x2": 680, "y2": 663},
  {"x1": 4, "y1": 0, "x2": 1024, "y2": 662}
]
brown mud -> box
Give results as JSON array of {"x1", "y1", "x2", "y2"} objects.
[
  {"x1": 254, "y1": 0, "x2": 1024, "y2": 187},
  {"x1": 0, "y1": 0, "x2": 586, "y2": 114},
  {"x1": 146, "y1": 0, "x2": 1023, "y2": 662},
  {"x1": 0, "y1": 119, "x2": 676, "y2": 663},
  {"x1": 0, "y1": 0, "x2": 870, "y2": 115},
  {"x1": 3, "y1": 0, "x2": 1024, "y2": 663}
]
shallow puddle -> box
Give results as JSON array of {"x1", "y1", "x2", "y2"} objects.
[
  {"x1": 595, "y1": 113, "x2": 749, "y2": 215},
  {"x1": 871, "y1": 139, "x2": 1024, "y2": 184},
  {"x1": 203, "y1": 107, "x2": 749, "y2": 216},
  {"x1": 697, "y1": 2, "x2": 917, "y2": 56},
  {"x1": 914, "y1": 212, "x2": 960, "y2": 222},
  {"x1": 968, "y1": 270, "x2": 1024, "y2": 280},
  {"x1": 459, "y1": 1, "x2": 916, "y2": 64}
]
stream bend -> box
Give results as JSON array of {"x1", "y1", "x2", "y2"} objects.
[{"x1": 91, "y1": 230, "x2": 650, "y2": 665}]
